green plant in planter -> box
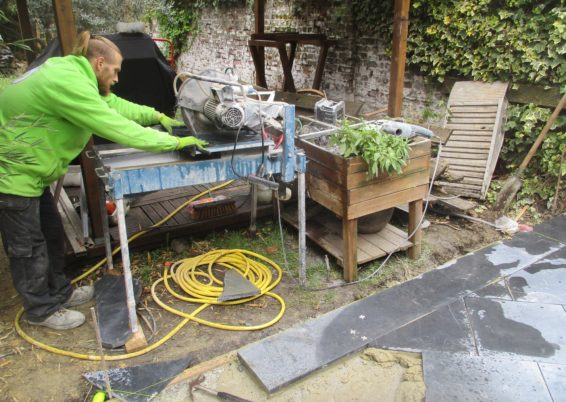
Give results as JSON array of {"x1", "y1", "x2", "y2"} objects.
[{"x1": 329, "y1": 121, "x2": 410, "y2": 178}]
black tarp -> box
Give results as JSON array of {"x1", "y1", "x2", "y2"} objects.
[{"x1": 29, "y1": 32, "x2": 177, "y2": 116}]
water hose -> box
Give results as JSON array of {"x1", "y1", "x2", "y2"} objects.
[{"x1": 14, "y1": 180, "x2": 286, "y2": 360}]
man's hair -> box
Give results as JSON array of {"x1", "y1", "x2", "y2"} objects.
[{"x1": 72, "y1": 31, "x2": 122, "y2": 62}]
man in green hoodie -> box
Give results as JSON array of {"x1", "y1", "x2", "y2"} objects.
[{"x1": 0, "y1": 32, "x2": 206, "y2": 330}]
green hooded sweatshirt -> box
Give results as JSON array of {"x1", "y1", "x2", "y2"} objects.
[{"x1": 0, "y1": 55, "x2": 181, "y2": 197}]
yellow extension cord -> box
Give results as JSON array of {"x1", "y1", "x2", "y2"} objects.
[{"x1": 14, "y1": 180, "x2": 286, "y2": 360}]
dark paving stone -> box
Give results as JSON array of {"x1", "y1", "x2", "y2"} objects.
[
  {"x1": 539, "y1": 363, "x2": 566, "y2": 401},
  {"x1": 239, "y1": 235, "x2": 562, "y2": 392},
  {"x1": 534, "y1": 214, "x2": 566, "y2": 244},
  {"x1": 370, "y1": 298, "x2": 475, "y2": 353},
  {"x1": 84, "y1": 355, "x2": 194, "y2": 402},
  {"x1": 95, "y1": 275, "x2": 143, "y2": 349},
  {"x1": 467, "y1": 280, "x2": 513, "y2": 300},
  {"x1": 508, "y1": 247, "x2": 566, "y2": 304},
  {"x1": 466, "y1": 298, "x2": 566, "y2": 363},
  {"x1": 423, "y1": 351, "x2": 551, "y2": 402}
]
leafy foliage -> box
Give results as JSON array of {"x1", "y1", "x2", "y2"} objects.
[{"x1": 330, "y1": 121, "x2": 410, "y2": 177}]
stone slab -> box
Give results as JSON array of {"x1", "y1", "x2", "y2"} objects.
[
  {"x1": 468, "y1": 280, "x2": 513, "y2": 300},
  {"x1": 370, "y1": 298, "x2": 475, "y2": 353},
  {"x1": 95, "y1": 275, "x2": 142, "y2": 349},
  {"x1": 539, "y1": 363, "x2": 566, "y2": 401},
  {"x1": 534, "y1": 214, "x2": 566, "y2": 244},
  {"x1": 238, "y1": 233, "x2": 562, "y2": 392},
  {"x1": 84, "y1": 355, "x2": 193, "y2": 402},
  {"x1": 423, "y1": 351, "x2": 552, "y2": 402},
  {"x1": 465, "y1": 297, "x2": 566, "y2": 363},
  {"x1": 508, "y1": 246, "x2": 566, "y2": 304}
]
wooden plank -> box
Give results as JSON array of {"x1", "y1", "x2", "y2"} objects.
[
  {"x1": 446, "y1": 123, "x2": 495, "y2": 130},
  {"x1": 305, "y1": 155, "x2": 428, "y2": 190},
  {"x1": 441, "y1": 152, "x2": 489, "y2": 160},
  {"x1": 449, "y1": 112, "x2": 498, "y2": 118},
  {"x1": 297, "y1": 138, "x2": 347, "y2": 171},
  {"x1": 436, "y1": 181, "x2": 483, "y2": 190},
  {"x1": 450, "y1": 106, "x2": 499, "y2": 113},
  {"x1": 448, "y1": 165, "x2": 489, "y2": 174},
  {"x1": 508, "y1": 83, "x2": 562, "y2": 108},
  {"x1": 443, "y1": 157, "x2": 487, "y2": 167},
  {"x1": 348, "y1": 170, "x2": 429, "y2": 205},
  {"x1": 442, "y1": 147, "x2": 490, "y2": 155},
  {"x1": 347, "y1": 185, "x2": 427, "y2": 220},
  {"x1": 55, "y1": 188, "x2": 86, "y2": 254},
  {"x1": 450, "y1": 101, "x2": 500, "y2": 107},
  {"x1": 445, "y1": 141, "x2": 492, "y2": 150},
  {"x1": 346, "y1": 156, "x2": 429, "y2": 190},
  {"x1": 305, "y1": 177, "x2": 344, "y2": 217},
  {"x1": 448, "y1": 117, "x2": 498, "y2": 124}
]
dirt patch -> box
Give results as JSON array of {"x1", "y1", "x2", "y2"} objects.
[
  {"x1": 0, "y1": 215, "x2": 504, "y2": 401},
  {"x1": 156, "y1": 348, "x2": 424, "y2": 402}
]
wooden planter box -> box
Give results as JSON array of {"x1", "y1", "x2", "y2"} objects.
[{"x1": 294, "y1": 136, "x2": 431, "y2": 281}]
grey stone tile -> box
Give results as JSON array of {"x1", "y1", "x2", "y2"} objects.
[
  {"x1": 466, "y1": 298, "x2": 566, "y2": 363},
  {"x1": 370, "y1": 298, "x2": 475, "y2": 353},
  {"x1": 534, "y1": 213, "x2": 566, "y2": 244},
  {"x1": 467, "y1": 280, "x2": 513, "y2": 300},
  {"x1": 508, "y1": 247, "x2": 566, "y2": 304},
  {"x1": 239, "y1": 235, "x2": 562, "y2": 392},
  {"x1": 423, "y1": 351, "x2": 552, "y2": 402},
  {"x1": 539, "y1": 363, "x2": 566, "y2": 401}
]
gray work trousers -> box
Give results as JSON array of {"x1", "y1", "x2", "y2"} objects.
[{"x1": 0, "y1": 189, "x2": 72, "y2": 321}]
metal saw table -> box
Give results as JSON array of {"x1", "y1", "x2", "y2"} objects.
[{"x1": 89, "y1": 105, "x2": 307, "y2": 350}]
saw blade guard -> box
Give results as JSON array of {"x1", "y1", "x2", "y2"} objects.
[{"x1": 175, "y1": 69, "x2": 284, "y2": 136}]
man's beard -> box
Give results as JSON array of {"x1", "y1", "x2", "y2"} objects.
[{"x1": 98, "y1": 85, "x2": 111, "y2": 96}]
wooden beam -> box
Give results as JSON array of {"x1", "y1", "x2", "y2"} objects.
[
  {"x1": 51, "y1": 0, "x2": 75, "y2": 55},
  {"x1": 15, "y1": 0, "x2": 36, "y2": 64},
  {"x1": 253, "y1": 0, "x2": 266, "y2": 87},
  {"x1": 388, "y1": 0, "x2": 410, "y2": 117}
]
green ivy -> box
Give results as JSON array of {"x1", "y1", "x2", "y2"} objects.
[{"x1": 148, "y1": 0, "x2": 249, "y2": 56}]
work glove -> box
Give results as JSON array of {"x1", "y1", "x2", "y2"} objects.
[
  {"x1": 158, "y1": 113, "x2": 184, "y2": 134},
  {"x1": 176, "y1": 136, "x2": 210, "y2": 155}
]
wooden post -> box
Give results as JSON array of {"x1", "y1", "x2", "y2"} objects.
[
  {"x1": 15, "y1": 0, "x2": 36, "y2": 64},
  {"x1": 408, "y1": 199, "x2": 422, "y2": 259},
  {"x1": 51, "y1": 0, "x2": 75, "y2": 55},
  {"x1": 253, "y1": 0, "x2": 266, "y2": 87},
  {"x1": 387, "y1": 0, "x2": 410, "y2": 117},
  {"x1": 343, "y1": 218, "x2": 358, "y2": 282},
  {"x1": 52, "y1": 0, "x2": 104, "y2": 238}
]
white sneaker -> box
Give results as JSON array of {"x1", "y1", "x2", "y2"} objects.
[
  {"x1": 63, "y1": 285, "x2": 95, "y2": 308},
  {"x1": 27, "y1": 308, "x2": 85, "y2": 330}
]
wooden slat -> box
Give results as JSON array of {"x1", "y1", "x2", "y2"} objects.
[
  {"x1": 347, "y1": 185, "x2": 427, "y2": 220},
  {"x1": 445, "y1": 141, "x2": 492, "y2": 150},
  {"x1": 442, "y1": 147, "x2": 490, "y2": 155},
  {"x1": 296, "y1": 138, "x2": 347, "y2": 171},
  {"x1": 450, "y1": 106, "x2": 499, "y2": 113},
  {"x1": 446, "y1": 123, "x2": 495, "y2": 130},
  {"x1": 443, "y1": 157, "x2": 488, "y2": 167},
  {"x1": 449, "y1": 112, "x2": 498, "y2": 118},
  {"x1": 448, "y1": 117, "x2": 497, "y2": 124},
  {"x1": 441, "y1": 152, "x2": 489, "y2": 160},
  {"x1": 448, "y1": 165, "x2": 489, "y2": 173},
  {"x1": 348, "y1": 170, "x2": 429, "y2": 205},
  {"x1": 436, "y1": 181, "x2": 483, "y2": 190}
]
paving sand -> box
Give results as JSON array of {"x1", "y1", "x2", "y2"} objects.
[{"x1": 156, "y1": 348, "x2": 425, "y2": 402}]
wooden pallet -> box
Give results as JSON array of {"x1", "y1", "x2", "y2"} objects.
[{"x1": 436, "y1": 81, "x2": 509, "y2": 199}]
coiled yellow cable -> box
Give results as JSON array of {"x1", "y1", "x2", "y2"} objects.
[{"x1": 14, "y1": 180, "x2": 286, "y2": 360}]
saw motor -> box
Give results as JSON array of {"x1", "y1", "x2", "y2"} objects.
[{"x1": 175, "y1": 69, "x2": 284, "y2": 136}]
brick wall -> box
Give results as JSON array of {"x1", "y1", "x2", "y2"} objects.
[{"x1": 177, "y1": 1, "x2": 446, "y2": 123}]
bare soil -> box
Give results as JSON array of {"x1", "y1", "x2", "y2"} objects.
[{"x1": 0, "y1": 214, "x2": 507, "y2": 401}]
